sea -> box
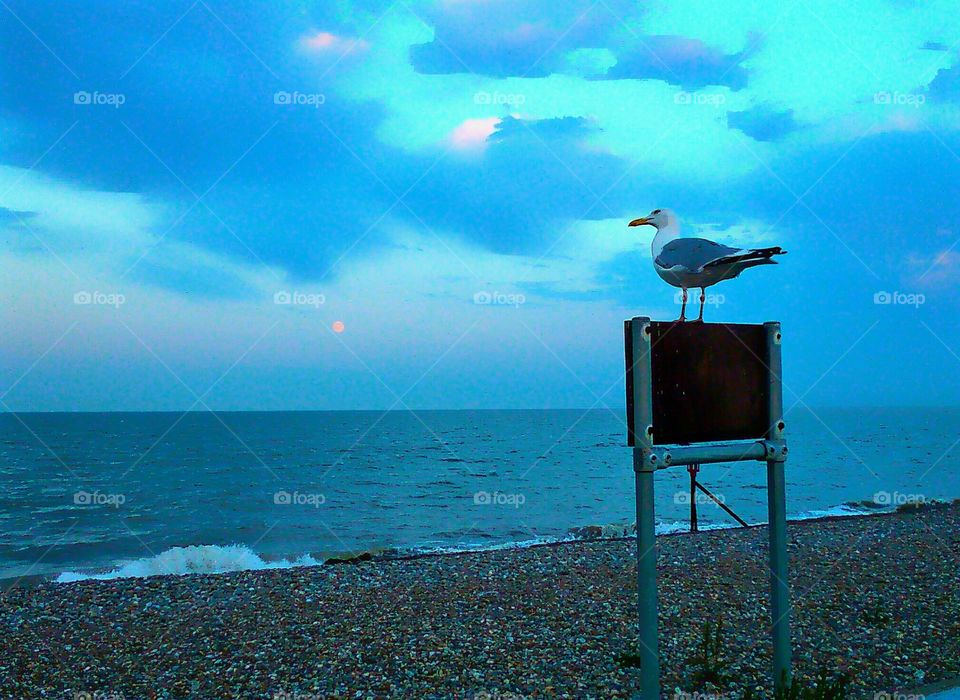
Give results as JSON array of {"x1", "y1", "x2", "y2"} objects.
[{"x1": 0, "y1": 407, "x2": 956, "y2": 582}]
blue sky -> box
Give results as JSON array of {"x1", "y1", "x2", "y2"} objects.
[{"x1": 1, "y1": 0, "x2": 959, "y2": 411}]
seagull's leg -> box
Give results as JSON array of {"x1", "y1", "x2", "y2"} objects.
[
  {"x1": 678, "y1": 288, "x2": 687, "y2": 321},
  {"x1": 695, "y1": 288, "x2": 705, "y2": 322}
]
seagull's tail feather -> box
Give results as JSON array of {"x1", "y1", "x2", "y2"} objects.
[
  {"x1": 704, "y1": 246, "x2": 787, "y2": 268},
  {"x1": 751, "y1": 245, "x2": 787, "y2": 256}
]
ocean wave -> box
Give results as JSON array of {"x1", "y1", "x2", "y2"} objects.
[
  {"x1": 53, "y1": 501, "x2": 900, "y2": 583},
  {"x1": 795, "y1": 502, "x2": 893, "y2": 520},
  {"x1": 56, "y1": 544, "x2": 321, "y2": 583}
]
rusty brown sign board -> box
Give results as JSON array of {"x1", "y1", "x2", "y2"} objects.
[{"x1": 625, "y1": 320, "x2": 773, "y2": 446}]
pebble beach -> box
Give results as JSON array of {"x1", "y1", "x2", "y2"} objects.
[{"x1": 3, "y1": 504, "x2": 959, "y2": 699}]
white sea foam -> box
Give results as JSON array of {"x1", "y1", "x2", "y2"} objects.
[
  {"x1": 654, "y1": 520, "x2": 735, "y2": 535},
  {"x1": 56, "y1": 544, "x2": 321, "y2": 583},
  {"x1": 793, "y1": 502, "x2": 889, "y2": 520},
  {"x1": 651, "y1": 502, "x2": 886, "y2": 535}
]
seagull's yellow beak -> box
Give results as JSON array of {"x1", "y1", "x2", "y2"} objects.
[{"x1": 628, "y1": 217, "x2": 652, "y2": 227}]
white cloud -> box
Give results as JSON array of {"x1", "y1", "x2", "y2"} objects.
[
  {"x1": 0, "y1": 165, "x2": 159, "y2": 251},
  {"x1": 0, "y1": 164, "x2": 285, "y2": 292}
]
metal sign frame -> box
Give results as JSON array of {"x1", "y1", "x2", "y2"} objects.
[{"x1": 624, "y1": 317, "x2": 791, "y2": 699}]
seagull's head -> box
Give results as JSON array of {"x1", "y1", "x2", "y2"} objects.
[{"x1": 628, "y1": 208, "x2": 675, "y2": 230}]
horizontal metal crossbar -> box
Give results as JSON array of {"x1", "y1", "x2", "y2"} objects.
[{"x1": 633, "y1": 439, "x2": 787, "y2": 471}]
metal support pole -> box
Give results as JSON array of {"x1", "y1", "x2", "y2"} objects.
[
  {"x1": 767, "y1": 458, "x2": 790, "y2": 689},
  {"x1": 630, "y1": 318, "x2": 660, "y2": 700},
  {"x1": 688, "y1": 464, "x2": 699, "y2": 532},
  {"x1": 765, "y1": 322, "x2": 791, "y2": 690},
  {"x1": 634, "y1": 452, "x2": 660, "y2": 700},
  {"x1": 694, "y1": 480, "x2": 749, "y2": 528}
]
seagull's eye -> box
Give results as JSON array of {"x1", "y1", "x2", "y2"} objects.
[{"x1": 652, "y1": 209, "x2": 661, "y2": 215}]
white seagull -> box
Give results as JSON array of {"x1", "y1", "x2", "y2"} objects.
[{"x1": 628, "y1": 208, "x2": 786, "y2": 322}]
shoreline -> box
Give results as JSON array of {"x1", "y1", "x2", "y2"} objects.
[
  {"x1": 3, "y1": 503, "x2": 959, "y2": 698},
  {"x1": 3, "y1": 499, "x2": 935, "y2": 591}
]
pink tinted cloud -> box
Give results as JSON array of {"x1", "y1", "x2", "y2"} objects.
[
  {"x1": 299, "y1": 31, "x2": 370, "y2": 56},
  {"x1": 906, "y1": 246, "x2": 960, "y2": 287},
  {"x1": 917, "y1": 249, "x2": 960, "y2": 286},
  {"x1": 502, "y1": 21, "x2": 553, "y2": 45},
  {"x1": 877, "y1": 113, "x2": 923, "y2": 134},
  {"x1": 448, "y1": 117, "x2": 501, "y2": 152}
]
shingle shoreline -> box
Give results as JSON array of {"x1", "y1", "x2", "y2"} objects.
[{"x1": 2, "y1": 504, "x2": 958, "y2": 699}]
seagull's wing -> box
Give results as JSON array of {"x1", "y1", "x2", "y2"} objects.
[
  {"x1": 655, "y1": 238, "x2": 742, "y2": 271},
  {"x1": 702, "y1": 245, "x2": 786, "y2": 267},
  {"x1": 657, "y1": 238, "x2": 786, "y2": 271}
]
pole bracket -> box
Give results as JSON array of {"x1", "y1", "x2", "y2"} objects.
[
  {"x1": 762, "y1": 439, "x2": 788, "y2": 463},
  {"x1": 632, "y1": 446, "x2": 659, "y2": 473}
]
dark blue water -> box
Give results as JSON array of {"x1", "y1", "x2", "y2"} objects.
[{"x1": 0, "y1": 408, "x2": 956, "y2": 580}]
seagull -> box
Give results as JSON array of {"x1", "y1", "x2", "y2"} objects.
[{"x1": 628, "y1": 208, "x2": 786, "y2": 322}]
